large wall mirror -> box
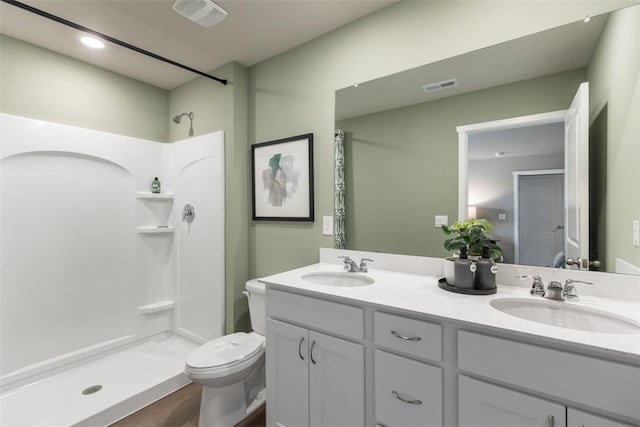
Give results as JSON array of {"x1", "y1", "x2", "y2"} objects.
[{"x1": 335, "y1": 5, "x2": 640, "y2": 275}]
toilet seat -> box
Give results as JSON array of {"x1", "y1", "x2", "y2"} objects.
[{"x1": 185, "y1": 332, "x2": 265, "y2": 381}]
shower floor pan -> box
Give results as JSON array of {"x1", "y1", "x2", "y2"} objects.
[{"x1": 0, "y1": 333, "x2": 198, "y2": 426}]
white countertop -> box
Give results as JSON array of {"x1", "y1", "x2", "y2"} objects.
[{"x1": 260, "y1": 263, "x2": 640, "y2": 359}]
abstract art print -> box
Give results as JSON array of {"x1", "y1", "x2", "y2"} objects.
[{"x1": 251, "y1": 134, "x2": 314, "y2": 221}]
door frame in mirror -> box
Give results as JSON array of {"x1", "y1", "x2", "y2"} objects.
[{"x1": 456, "y1": 109, "x2": 568, "y2": 222}]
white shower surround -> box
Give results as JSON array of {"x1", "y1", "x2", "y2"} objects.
[{"x1": 0, "y1": 113, "x2": 225, "y2": 423}]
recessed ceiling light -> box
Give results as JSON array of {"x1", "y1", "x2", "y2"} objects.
[{"x1": 80, "y1": 36, "x2": 105, "y2": 49}]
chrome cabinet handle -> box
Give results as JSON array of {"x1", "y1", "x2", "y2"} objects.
[
  {"x1": 391, "y1": 390, "x2": 422, "y2": 405},
  {"x1": 298, "y1": 337, "x2": 305, "y2": 360},
  {"x1": 391, "y1": 330, "x2": 422, "y2": 341},
  {"x1": 310, "y1": 340, "x2": 317, "y2": 365},
  {"x1": 547, "y1": 415, "x2": 554, "y2": 427}
]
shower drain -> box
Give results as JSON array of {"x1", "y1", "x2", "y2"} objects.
[{"x1": 81, "y1": 385, "x2": 103, "y2": 395}]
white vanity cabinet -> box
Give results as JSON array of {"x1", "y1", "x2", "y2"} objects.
[
  {"x1": 459, "y1": 376, "x2": 637, "y2": 427},
  {"x1": 263, "y1": 267, "x2": 640, "y2": 427},
  {"x1": 374, "y1": 311, "x2": 444, "y2": 427},
  {"x1": 266, "y1": 289, "x2": 365, "y2": 427},
  {"x1": 459, "y1": 375, "x2": 565, "y2": 427},
  {"x1": 567, "y1": 408, "x2": 636, "y2": 427},
  {"x1": 458, "y1": 330, "x2": 640, "y2": 427}
]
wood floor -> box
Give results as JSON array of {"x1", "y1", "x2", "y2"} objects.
[{"x1": 111, "y1": 383, "x2": 266, "y2": 427}]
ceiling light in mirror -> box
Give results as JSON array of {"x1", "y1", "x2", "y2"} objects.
[{"x1": 80, "y1": 36, "x2": 105, "y2": 49}]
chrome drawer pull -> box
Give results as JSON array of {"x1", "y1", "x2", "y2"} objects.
[
  {"x1": 391, "y1": 330, "x2": 422, "y2": 341},
  {"x1": 298, "y1": 337, "x2": 305, "y2": 360},
  {"x1": 547, "y1": 415, "x2": 554, "y2": 427},
  {"x1": 391, "y1": 390, "x2": 422, "y2": 405}
]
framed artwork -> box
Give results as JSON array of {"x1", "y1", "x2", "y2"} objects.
[{"x1": 251, "y1": 133, "x2": 314, "y2": 221}]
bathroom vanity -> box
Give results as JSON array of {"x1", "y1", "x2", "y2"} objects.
[{"x1": 261, "y1": 250, "x2": 640, "y2": 427}]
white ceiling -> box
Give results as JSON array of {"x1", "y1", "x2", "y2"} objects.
[
  {"x1": 468, "y1": 123, "x2": 565, "y2": 161},
  {"x1": 0, "y1": 0, "x2": 397, "y2": 89},
  {"x1": 335, "y1": 13, "x2": 608, "y2": 120}
]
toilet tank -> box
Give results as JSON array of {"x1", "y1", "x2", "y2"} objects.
[{"x1": 245, "y1": 279, "x2": 266, "y2": 335}]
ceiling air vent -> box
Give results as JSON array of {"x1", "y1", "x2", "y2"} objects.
[
  {"x1": 423, "y1": 78, "x2": 458, "y2": 93},
  {"x1": 173, "y1": 0, "x2": 228, "y2": 27}
]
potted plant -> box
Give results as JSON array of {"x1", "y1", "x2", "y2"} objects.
[{"x1": 441, "y1": 219, "x2": 502, "y2": 285}]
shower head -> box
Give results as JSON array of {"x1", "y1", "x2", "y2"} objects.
[{"x1": 172, "y1": 112, "x2": 194, "y2": 124}]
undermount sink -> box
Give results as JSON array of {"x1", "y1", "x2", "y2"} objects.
[
  {"x1": 490, "y1": 298, "x2": 640, "y2": 334},
  {"x1": 302, "y1": 271, "x2": 374, "y2": 287}
]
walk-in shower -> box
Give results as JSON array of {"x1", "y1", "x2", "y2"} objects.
[{"x1": 0, "y1": 113, "x2": 225, "y2": 425}]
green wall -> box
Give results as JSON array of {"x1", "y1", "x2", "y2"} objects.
[
  {"x1": 588, "y1": 5, "x2": 640, "y2": 272},
  {"x1": 337, "y1": 69, "x2": 586, "y2": 257},
  {"x1": 247, "y1": 1, "x2": 626, "y2": 278},
  {"x1": 169, "y1": 62, "x2": 251, "y2": 333},
  {"x1": 0, "y1": 35, "x2": 169, "y2": 141}
]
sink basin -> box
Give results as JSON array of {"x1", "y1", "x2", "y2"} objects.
[
  {"x1": 490, "y1": 298, "x2": 640, "y2": 334},
  {"x1": 302, "y1": 271, "x2": 374, "y2": 287}
]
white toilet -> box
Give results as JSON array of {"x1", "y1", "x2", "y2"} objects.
[{"x1": 185, "y1": 279, "x2": 266, "y2": 427}]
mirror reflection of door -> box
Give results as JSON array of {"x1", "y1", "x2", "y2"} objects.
[
  {"x1": 467, "y1": 121, "x2": 565, "y2": 265},
  {"x1": 564, "y1": 82, "x2": 590, "y2": 270},
  {"x1": 516, "y1": 172, "x2": 564, "y2": 267}
]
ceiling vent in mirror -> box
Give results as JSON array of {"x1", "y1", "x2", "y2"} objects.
[
  {"x1": 423, "y1": 78, "x2": 458, "y2": 93},
  {"x1": 172, "y1": 0, "x2": 228, "y2": 27}
]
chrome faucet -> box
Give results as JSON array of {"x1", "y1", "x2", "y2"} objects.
[
  {"x1": 543, "y1": 278, "x2": 594, "y2": 301},
  {"x1": 518, "y1": 275, "x2": 545, "y2": 297},
  {"x1": 359, "y1": 258, "x2": 373, "y2": 273},
  {"x1": 339, "y1": 256, "x2": 360, "y2": 272},
  {"x1": 544, "y1": 281, "x2": 564, "y2": 301},
  {"x1": 339, "y1": 256, "x2": 373, "y2": 273},
  {"x1": 562, "y1": 279, "x2": 593, "y2": 301}
]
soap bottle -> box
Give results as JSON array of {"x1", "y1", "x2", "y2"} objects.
[
  {"x1": 474, "y1": 246, "x2": 497, "y2": 290},
  {"x1": 454, "y1": 246, "x2": 476, "y2": 289},
  {"x1": 151, "y1": 177, "x2": 161, "y2": 194}
]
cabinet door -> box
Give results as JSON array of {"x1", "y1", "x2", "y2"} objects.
[
  {"x1": 375, "y1": 350, "x2": 442, "y2": 427},
  {"x1": 459, "y1": 376, "x2": 565, "y2": 427},
  {"x1": 309, "y1": 330, "x2": 364, "y2": 427},
  {"x1": 568, "y1": 408, "x2": 635, "y2": 427},
  {"x1": 266, "y1": 319, "x2": 309, "y2": 427}
]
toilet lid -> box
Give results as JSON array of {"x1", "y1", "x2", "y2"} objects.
[{"x1": 186, "y1": 332, "x2": 264, "y2": 370}]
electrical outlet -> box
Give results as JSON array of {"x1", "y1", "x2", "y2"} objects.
[
  {"x1": 323, "y1": 216, "x2": 334, "y2": 236},
  {"x1": 434, "y1": 215, "x2": 448, "y2": 228},
  {"x1": 633, "y1": 219, "x2": 639, "y2": 248}
]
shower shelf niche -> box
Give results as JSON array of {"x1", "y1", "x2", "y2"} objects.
[
  {"x1": 136, "y1": 226, "x2": 175, "y2": 234},
  {"x1": 136, "y1": 192, "x2": 174, "y2": 200},
  {"x1": 137, "y1": 300, "x2": 175, "y2": 314}
]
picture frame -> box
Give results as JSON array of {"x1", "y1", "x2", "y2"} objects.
[{"x1": 251, "y1": 133, "x2": 314, "y2": 221}]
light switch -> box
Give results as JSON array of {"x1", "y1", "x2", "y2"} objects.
[
  {"x1": 434, "y1": 215, "x2": 448, "y2": 228},
  {"x1": 633, "y1": 219, "x2": 639, "y2": 248},
  {"x1": 323, "y1": 216, "x2": 334, "y2": 236},
  {"x1": 498, "y1": 212, "x2": 507, "y2": 221}
]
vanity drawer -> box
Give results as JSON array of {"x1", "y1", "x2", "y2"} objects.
[
  {"x1": 458, "y1": 330, "x2": 640, "y2": 420},
  {"x1": 375, "y1": 350, "x2": 442, "y2": 427},
  {"x1": 266, "y1": 288, "x2": 364, "y2": 340},
  {"x1": 375, "y1": 311, "x2": 442, "y2": 362}
]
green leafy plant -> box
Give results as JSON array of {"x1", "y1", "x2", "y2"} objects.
[{"x1": 441, "y1": 218, "x2": 502, "y2": 260}]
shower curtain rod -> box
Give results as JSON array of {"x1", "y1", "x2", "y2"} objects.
[{"x1": 2, "y1": 0, "x2": 228, "y2": 86}]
